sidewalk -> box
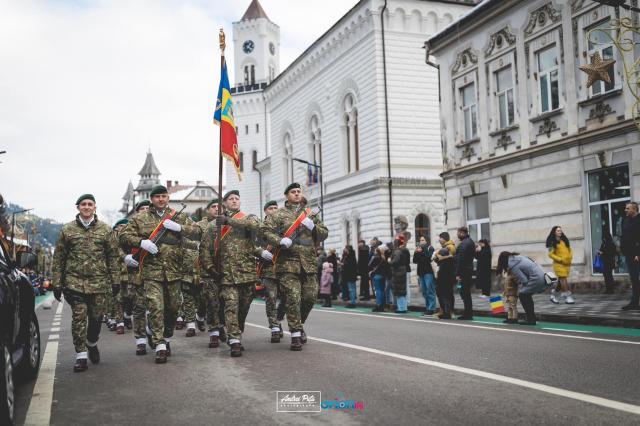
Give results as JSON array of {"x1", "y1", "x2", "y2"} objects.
[{"x1": 333, "y1": 291, "x2": 640, "y2": 328}]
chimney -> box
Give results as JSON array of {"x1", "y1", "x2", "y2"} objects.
[
  {"x1": 166, "y1": 180, "x2": 172, "y2": 189},
  {"x1": 174, "y1": 180, "x2": 179, "y2": 186},
  {"x1": 196, "y1": 180, "x2": 203, "y2": 185}
]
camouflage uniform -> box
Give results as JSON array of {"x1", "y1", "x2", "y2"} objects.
[
  {"x1": 261, "y1": 202, "x2": 328, "y2": 334},
  {"x1": 119, "y1": 207, "x2": 201, "y2": 348},
  {"x1": 258, "y1": 223, "x2": 280, "y2": 330},
  {"x1": 52, "y1": 215, "x2": 119, "y2": 354},
  {"x1": 197, "y1": 217, "x2": 224, "y2": 334},
  {"x1": 113, "y1": 230, "x2": 134, "y2": 328},
  {"x1": 201, "y1": 210, "x2": 262, "y2": 343},
  {"x1": 180, "y1": 239, "x2": 202, "y2": 328}
]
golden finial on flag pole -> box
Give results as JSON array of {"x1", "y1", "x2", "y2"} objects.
[{"x1": 219, "y1": 28, "x2": 226, "y2": 55}]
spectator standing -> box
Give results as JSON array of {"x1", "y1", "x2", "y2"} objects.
[
  {"x1": 496, "y1": 252, "x2": 547, "y2": 325},
  {"x1": 384, "y1": 244, "x2": 394, "y2": 311},
  {"x1": 621, "y1": 202, "x2": 640, "y2": 310},
  {"x1": 357, "y1": 240, "x2": 371, "y2": 301},
  {"x1": 369, "y1": 246, "x2": 391, "y2": 312},
  {"x1": 413, "y1": 236, "x2": 436, "y2": 315},
  {"x1": 326, "y1": 249, "x2": 339, "y2": 300},
  {"x1": 390, "y1": 235, "x2": 409, "y2": 313},
  {"x1": 546, "y1": 226, "x2": 574, "y2": 304},
  {"x1": 340, "y1": 245, "x2": 358, "y2": 308},
  {"x1": 598, "y1": 229, "x2": 617, "y2": 294},
  {"x1": 320, "y1": 261, "x2": 334, "y2": 307},
  {"x1": 455, "y1": 227, "x2": 476, "y2": 320},
  {"x1": 434, "y1": 247, "x2": 455, "y2": 319},
  {"x1": 475, "y1": 239, "x2": 492, "y2": 297}
]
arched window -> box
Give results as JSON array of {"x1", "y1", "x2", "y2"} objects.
[
  {"x1": 250, "y1": 65, "x2": 255, "y2": 85},
  {"x1": 343, "y1": 94, "x2": 359, "y2": 173},
  {"x1": 415, "y1": 214, "x2": 431, "y2": 244},
  {"x1": 308, "y1": 115, "x2": 322, "y2": 186},
  {"x1": 345, "y1": 219, "x2": 352, "y2": 248},
  {"x1": 283, "y1": 134, "x2": 293, "y2": 183},
  {"x1": 244, "y1": 66, "x2": 249, "y2": 86}
]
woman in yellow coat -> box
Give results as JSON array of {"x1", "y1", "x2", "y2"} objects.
[{"x1": 546, "y1": 226, "x2": 574, "y2": 304}]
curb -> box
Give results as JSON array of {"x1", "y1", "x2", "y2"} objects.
[{"x1": 329, "y1": 299, "x2": 640, "y2": 329}]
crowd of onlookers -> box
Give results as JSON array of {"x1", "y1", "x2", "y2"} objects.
[
  {"x1": 20, "y1": 269, "x2": 51, "y2": 296},
  {"x1": 315, "y1": 201, "x2": 640, "y2": 324}
]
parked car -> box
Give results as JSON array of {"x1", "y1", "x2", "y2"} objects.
[{"x1": 0, "y1": 244, "x2": 41, "y2": 425}]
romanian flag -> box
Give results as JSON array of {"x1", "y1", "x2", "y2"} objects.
[
  {"x1": 489, "y1": 296, "x2": 505, "y2": 314},
  {"x1": 214, "y1": 60, "x2": 241, "y2": 181}
]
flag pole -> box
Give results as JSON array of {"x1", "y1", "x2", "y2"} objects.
[{"x1": 216, "y1": 28, "x2": 226, "y2": 280}]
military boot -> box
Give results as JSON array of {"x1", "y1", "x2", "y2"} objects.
[
  {"x1": 136, "y1": 344, "x2": 147, "y2": 356},
  {"x1": 209, "y1": 335, "x2": 220, "y2": 348},
  {"x1": 73, "y1": 358, "x2": 88, "y2": 373},
  {"x1": 196, "y1": 318, "x2": 206, "y2": 332},
  {"x1": 185, "y1": 328, "x2": 196, "y2": 337},
  {"x1": 271, "y1": 331, "x2": 280, "y2": 343},
  {"x1": 175, "y1": 317, "x2": 185, "y2": 330},
  {"x1": 290, "y1": 337, "x2": 302, "y2": 351},
  {"x1": 155, "y1": 350, "x2": 167, "y2": 364},
  {"x1": 300, "y1": 330, "x2": 307, "y2": 345},
  {"x1": 230, "y1": 343, "x2": 242, "y2": 357},
  {"x1": 278, "y1": 323, "x2": 284, "y2": 338},
  {"x1": 116, "y1": 324, "x2": 125, "y2": 335},
  {"x1": 166, "y1": 342, "x2": 171, "y2": 357},
  {"x1": 88, "y1": 345, "x2": 100, "y2": 364}
]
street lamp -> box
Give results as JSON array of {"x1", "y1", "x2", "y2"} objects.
[{"x1": 292, "y1": 158, "x2": 323, "y2": 221}]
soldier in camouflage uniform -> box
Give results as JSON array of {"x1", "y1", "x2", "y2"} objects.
[
  {"x1": 258, "y1": 200, "x2": 283, "y2": 343},
  {"x1": 197, "y1": 199, "x2": 227, "y2": 348},
  {"x1": 201, "y1": 190, "x2": 262, "y2": 357},
  {"x1": 180, "y1": 237, "x2": 202, "y2": 337},
  {"x1": 122, "y1": 199, "x2": 152, "y2": 355},
  {"x1": 119, "y1": 185, "x2": 201, "y2": 364},
  {"x1": 111, "y1": 219, "x2": 132, "y2": 335},
  {"x1": 52, "y1": 194, "x2": 120, "y2": 372},
  {"x1": 261, "y1": 183, "x2": 328, "y2": 351}
]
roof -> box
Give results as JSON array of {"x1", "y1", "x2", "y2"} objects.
[
  {"x1": 168, "y1": 188, "x2": 193, "y2": 200},
  {"x1": 425, "y1": 0, "x2": 502, "y2": 50},
  {"x1": 138, "y1": 151, "x2": 161, "y2": 176},
  {"x1": 122, "y1": 181, "x2": 134, "y2": 200},
  {"x1": 241, "y1": 0, "x2": 269, "y2": 21},
  {"x1": 168, "y1": 184, "x2": 191, "y2": 194}
]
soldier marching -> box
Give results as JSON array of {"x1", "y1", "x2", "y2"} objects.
[{"x1": 53, "y1": 182, "x2": 328, "y2": 369}]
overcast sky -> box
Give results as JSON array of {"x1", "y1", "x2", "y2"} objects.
[{"x1": 0, "y1": 0, "x2": 355, "y2": 223}]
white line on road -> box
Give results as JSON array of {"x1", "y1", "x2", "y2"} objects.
[
  {"x1": 542, "y1": 327, "x2": 591, "y2": 333},
  {"x1": 25, "y1": 303, "x2": 63, "y2": 426},
  {"x1": 50, "y1": 327, "x2": 60, "y2": 332},
  {"x1": 310, "y1": 307, "x2": 640, "y2": 345},
  {"x1": 245, "y1": 322, "x2": 640, "y2": 416},
  {"x1": 48, "y1": 334, "x2": 60, "y2": 340}
]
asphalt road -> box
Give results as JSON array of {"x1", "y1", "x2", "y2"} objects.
[{"x1": 14, "y1": 298, "x2": 640, "y2": 425}]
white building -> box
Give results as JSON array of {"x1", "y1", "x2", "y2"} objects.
[
  {"x1": 425, "y1": 0, "x2": 639, "y2": 286},
  {"x1": 227, "y1": 0, "x2": 476, "y2": 251}
]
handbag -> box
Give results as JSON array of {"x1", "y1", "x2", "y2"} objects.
[{"x1": 593, "y1": 254, "x2": 603, "y2": 273}]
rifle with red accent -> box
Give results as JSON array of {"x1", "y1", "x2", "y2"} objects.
[
  {"x1": 131, "y1": 203, "x2": 187, "y2": 265},
  {"x1": 271, "y1": 208, "x2": 318, "y2": 266}
]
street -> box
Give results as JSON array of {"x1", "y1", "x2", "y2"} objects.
[{"x1": 13, "y1": 297, "x2": 640, "y2": 425}]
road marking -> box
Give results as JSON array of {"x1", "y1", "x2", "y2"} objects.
[
  {"x1": 50, "y1": 327, "x2": 60, "y2": 332},
  {"x1": 52, "y1": 322, "x2": 60, "y2": 326},
  {"x1": 310, "y1": 307, "x2": 640, "y2": 345},
  {"x1": 542, "y1": 327, "x2": 591, "y2": 333},
  {"x1": 48, "y1": 334, "x2": 59, "y2": 340},
  {"x1": 25, "y1": 303, "x2": 63, "y2": 426},
  {"x1": 245, "y1": 322, "x2": 640, "y2": 416}
]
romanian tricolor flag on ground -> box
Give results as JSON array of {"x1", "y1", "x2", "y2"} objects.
[
  {"x1": 489, "y1": 296, "x2": 505, "y2": 314},
  {"x1": 214, "y1": 60, "x2": 242, "y2": 181}
]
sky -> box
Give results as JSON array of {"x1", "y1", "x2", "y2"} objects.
[{"x1": 0, "y1": 0, "x2": 357, "y2": 223}]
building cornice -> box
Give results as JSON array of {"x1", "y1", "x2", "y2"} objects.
[{"x1": 441, "y1": 120, "x2": 637, "y2": 179}]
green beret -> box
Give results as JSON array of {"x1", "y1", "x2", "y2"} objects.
[
  {"x1": 150, "y1": 185, "x2": 168, "y2": 197},
  {"x1": 206, "y1": 199, "x2": 220, "y2": 209},
  {"x1": 263, "y1": 200, "x2": 277, "y2": 211},
  {"x1": 135, "y1": 199, "x2": 151, "y2": 211},
  {"x1": 223, "y1": 190, "x2": 239, "y2": 201},
  {"x1": 112, "y1": 218, "x2": 128, "y2": 229},
  {"x1": 284, "y1": 182, "x2": 301, "y2": 195},
  {"x1": 76, "y1": 193, "x2": 95, "y2": 205}
]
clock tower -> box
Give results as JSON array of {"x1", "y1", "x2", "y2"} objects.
[{"x1": 232, "y1": 0, "x2": 280, "y2": 87}]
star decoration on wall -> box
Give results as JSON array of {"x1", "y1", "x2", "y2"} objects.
[{"x1": 579, "y1": 51, "x2": 616, "y2": 88}]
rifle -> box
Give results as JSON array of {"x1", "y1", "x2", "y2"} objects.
[
  {"x1": 132, "y1": 203, "x2": 187, "y2": 264},
  {"x1": 271, "y1": 208, "x2": 318, "y2": 266}
]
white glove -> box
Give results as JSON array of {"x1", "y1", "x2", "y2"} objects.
[
  {"x1": 280, "y1": 237, "x2": 292, "y2": 248},
  {"x1": 162, "y1": 219, "x2": 181, "y2": 232},
  {"x1": 301, "y1": 217, "x2": 315, "y2": 230},
  {"x1": 261, "y1": 250, "x2": 273, "y2": 261},
  {"x1": 140, "y1": 239, "x2": 158, "y2": 254},
  {"x1": 124, "y1": 254, "x2": 139, "y2": 268}
]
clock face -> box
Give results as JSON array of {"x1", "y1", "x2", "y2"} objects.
[
  {"x1": 269, "y1": 42, "x2": 275, "y2": 55},
  {"x1": 243, "y1": 40, "x2": 254, "y2": 54}
]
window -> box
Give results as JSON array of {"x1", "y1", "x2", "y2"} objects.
[
  {"x1": 465, "y1": 193, "x2": 490, "y2": 242},
  {"x1": 343, "y1": 94, "x2": 359, "y2": 173},
  {"x1": 588, "y1": 165, "x2": 630, "y2": 274},
  {"x1": 239, "y1": 151, "x2": 244, "y2": 172},
  {"x1": 415, "y1": 214, "x2": 431, "y2": 244},
  {"x1": 269, "y1": 66, "x2": 275, "y2": 83},
  {"x1": 245, "y1": 125, "x2": 249, "y2": 135},
  {"x1": 496, "y1": 66, "x2": 514, "y2": 128},
  {"x1": 256, "y1": 123, "x2": 259, "y2": 134},
  {"x1": 461, "y1": 83, "x2": 477, "y2": 140},
  {"x1": 284, "y1": 134, "x2": 293, "y2": 183},
  {"x1": 243, "y1": 66, "x2": 249, "y2": 86},
  {"x1": 308, "y1": 115, "x2": 322, "y2": 186},
  {"x1": 252, "y1": 150, "x2": 258, "y2": 168},
  {"x1": 345, "y1": 220, "x2": 352, "y2": 247},
  {"x1": 250, "y1": 65, "x2": 255, "y2": 85},
  {"x1": 587, "y1": 20, "x2": 615, "y2": 95},
  {"x1": 537, "y1": 45, "x2": 559, "y2": 113}
]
